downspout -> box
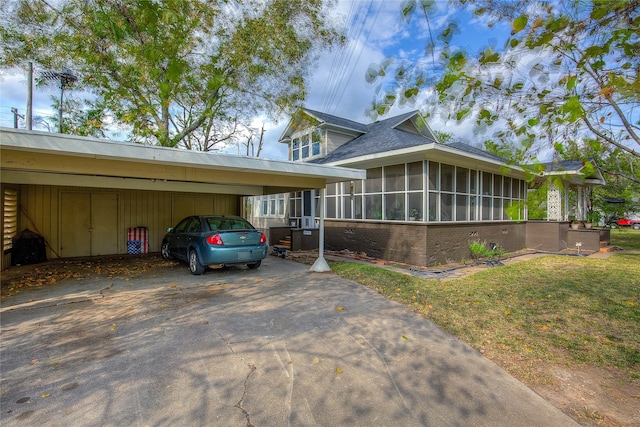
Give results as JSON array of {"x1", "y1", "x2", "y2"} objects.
[{"x1": 310, "y1": 187, "x2": 330, "y2": 272}]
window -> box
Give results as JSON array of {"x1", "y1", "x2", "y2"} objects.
[
  {"x1": 3, "y1": 188, "x2": 18, "y2": 252},
  {"x1": 441, "y1": 164, "x2": 454, "y2": 192},
  {"x1": 291, "y1": 129, "x2": 323, "y2": 161},
  {"x1": 408, "y1": 162, "x2": 423, "y2": 190},
  {"x1": 292, "y1": 139, "x2": 300, "y2": 161},
  {"x1": 385, "y1": 193, "x2": 404, "y2": 220},
  {"x1": 312, "y1": 129, "x2": 321, "y2": 156},
  {"x1": 255, "y1": 194, "x2": 286, "y2": 218},
  {"x1": 385, "y1": 164, "x2": 405, "y2": 192},
  {"x1": 320, "y1": 161, "x2": 526, "y2": 223},
  {"x1": 456, "y1": 168, "x2": 469, "y2": 193},
  {"x1": 301, "y1": 134, "x2": 309, "y2": 158}
]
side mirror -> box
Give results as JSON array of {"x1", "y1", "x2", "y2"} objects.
[{"x1": 166, "y1": 227, "x2": 174, "y2": 233}]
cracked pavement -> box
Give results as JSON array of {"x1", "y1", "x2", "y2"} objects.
[{"x1": 0, "y1": 256, "x2": 578, "y2": 426}]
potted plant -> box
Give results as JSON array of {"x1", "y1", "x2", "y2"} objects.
[
  {"x1": 409, "y1": 208, "x2": 419, "y2": 221},
  {"x1": 585, "y1": 210, "x2": 600, "y2": 229},
  {"x1": 569, "y1": 216, "x2": 581, "y2": 229}
]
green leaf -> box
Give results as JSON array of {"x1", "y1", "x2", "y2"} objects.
[
  {"x1": 456, "y1": 109, "x2": 470, "y2": 121},
  {"x1": 404, "y1": 88, "x2": 419, "y2": 98},
  {"x1": 479, "y1": 48, "x2": 500, "y2": 65},
  {"x1": 561, "y1": 96, "x2": 585, "y2": 122},
  {"x1": 528, "y1": 118, "x2": 539, "y2": 126},
  {"x1": 512, "y1": 16, "x2": 528, "y2": 34}
]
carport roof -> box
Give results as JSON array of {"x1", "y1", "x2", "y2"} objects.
[{"x1": 0, "y1": 128, "x2": 365, "y2": 195}]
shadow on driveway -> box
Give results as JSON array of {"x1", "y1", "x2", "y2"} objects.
[{"x1": 1, "y1": 256, "x2": 577, "y2": 426}]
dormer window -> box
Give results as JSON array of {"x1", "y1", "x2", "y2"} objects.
[{"x1": 291, "y1": 129, "x2": 322, "y2": 161}]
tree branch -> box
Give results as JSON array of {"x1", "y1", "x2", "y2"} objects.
[{"x1": 582, "y1": 115, "x2": 640, "y2": 159}]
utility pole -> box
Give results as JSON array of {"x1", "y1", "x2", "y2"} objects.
[
  {"x1": 26, "y1": 62, "x2": 33, "y2": 130},
  {"x1": 11, "y1": 108, "x2": 24, "y2": 129}
]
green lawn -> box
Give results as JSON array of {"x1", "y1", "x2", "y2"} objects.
[
  {"x1": 329, "y1": 232, "x2": 640, "y2": 384},
  {"x1": 610, "y1": 227, "x2": 640, "y2": 250}
]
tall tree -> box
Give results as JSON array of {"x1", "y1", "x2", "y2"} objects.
[
  {"x1": 368, "y1": 0, "x2": 639, "y2": 182},
  {"x1": 1, "y1": 0, "x2": 342, "y2": 148}
]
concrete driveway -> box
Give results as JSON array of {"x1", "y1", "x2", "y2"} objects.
[{"x1": 0, "y1": 256, "x2": 577, "y2": 426}]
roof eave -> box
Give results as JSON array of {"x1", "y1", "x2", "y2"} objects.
[{"x1": 322, "y1": 143, "x2": 525, "y2": 176}]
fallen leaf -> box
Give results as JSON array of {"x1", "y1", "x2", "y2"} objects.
[
  {"x1": 336, "y1": 307, "x2": 344, "y2": 311},
  {"x1": 30, "y1": 359, "x2": 39, "y2": 365},
  {"x1": 401, "y1": 335, "x2": 408, "y2": 340},
  {"x1": 312, "y1": 357, "x2": 320, "y2": 364},
  {"x1": 41, "y1": 393, "x2": 51, "y2": 398},
  {"x1": 335, "y1": 368, "x2": 343, "y2": 374}
]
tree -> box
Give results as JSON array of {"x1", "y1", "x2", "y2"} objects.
[
  {"x1": 1, "y1": 0, "x2": 342, "y2": 148},
  {"x1": 368, "y1": 0, "x2": 639, "y2": 183},
  {"x1": 50, "y1": 95, "x2": 107, "y2": 138}
]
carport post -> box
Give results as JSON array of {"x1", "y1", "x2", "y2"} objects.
[{"x1": 310, "y1": 188, "x2": 330, "y2": 272}]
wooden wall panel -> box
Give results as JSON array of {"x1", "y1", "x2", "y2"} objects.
[{"x1": 4, "y1": 185, "x2": 240, "y2": 264}]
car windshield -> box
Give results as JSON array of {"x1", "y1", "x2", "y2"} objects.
[{"x1": 206, "y1": 217, "x2": 254, "y2": 231}]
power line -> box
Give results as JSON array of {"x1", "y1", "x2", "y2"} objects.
[{"x1": 321, "y1": 0, "x2": 379, "y2": 116}]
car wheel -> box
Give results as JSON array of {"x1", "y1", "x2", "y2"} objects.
[
  {"x1": 161, "y1": 241, "x2": 173, "y2": 260},
  {"x1": 189, "y1": 250, "x2": 205, "y2": 275},
  {"x1": 632, "y1": 223, "x2": 640, "y2": 230},
  {"x1": 247, "y1": 260, "x2": 261, "y2": 269},
  {"x1": 610, "y1": 223, "x2": 618, "y2": 229}
]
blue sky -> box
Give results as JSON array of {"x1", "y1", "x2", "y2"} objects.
[{"x1": 0, "y1": 0, "x2": 510, "y2": 160}]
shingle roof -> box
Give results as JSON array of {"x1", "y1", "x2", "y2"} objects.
[
  {"x1": 537, "y1": 160, "x2": 586, "y2": 172},
  {"x1": 309, "y1": 109, "x2": 503, "y2": 165},
  {"x1": 445, "y1": 141, "x2": 508, "y2": 163},
  {"x1": 304, "y1": 109, "x2": 369, "y2": 133}
]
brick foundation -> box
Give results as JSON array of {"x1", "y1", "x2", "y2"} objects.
[{"x1": 324, "y1": 220, "x2": 526, "y2": 267}]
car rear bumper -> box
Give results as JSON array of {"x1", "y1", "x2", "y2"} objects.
[{"x1": 200, "y1": 245, "x2": 268, "y2": 265}]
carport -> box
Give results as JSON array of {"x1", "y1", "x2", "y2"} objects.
[{"x1": 0, "y1": 127, "x2": 365, "y2": 270}]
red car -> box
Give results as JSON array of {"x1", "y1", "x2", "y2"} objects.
[{"x1": 612, "y1": 214, "x2": 640, "y2": 230}]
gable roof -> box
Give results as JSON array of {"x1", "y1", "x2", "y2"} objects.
[
  {"x1": 303, "y1": 109, "x2": 369, "y2": 133},
  {"x1": 279, "y1": 109, "x2": 368, "y2": 142},
  {"x1": 308, "y1": 109, "x2": 505, "y2": 167}
]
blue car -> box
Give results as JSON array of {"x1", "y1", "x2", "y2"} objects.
[{"x1": 161, "y1": 215, "x2": 268, "y2": 274}]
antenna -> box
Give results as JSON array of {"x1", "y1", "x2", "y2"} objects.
[{"x1": 41, "y1": 67, "x2": 78, "y2": 133}]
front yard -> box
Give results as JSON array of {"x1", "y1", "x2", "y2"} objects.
[{"x1": 330, "y1": 229, "x2": 640, "y2": 426}]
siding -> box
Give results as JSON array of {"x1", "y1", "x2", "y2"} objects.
[{"x1": 326, "y1": 131, "x2": 356, "y2": 154}]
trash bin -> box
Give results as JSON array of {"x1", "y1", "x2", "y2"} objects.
[{"x1": 12, "y1": 229, "x2": 47, "y2": 265}]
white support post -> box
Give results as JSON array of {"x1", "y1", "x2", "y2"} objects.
[
  {"x1": 564, "y1": 186, "x2": 569, "y2": 221},
  {"x1": 577, "y1": 186, "x2": 585, "y2": 220},
  {"x1": 310, "y1": 187, "x2": 330, "y2": 272},
  {"x1": 547, "y1": 183, "x2": 562, "y2": 221}
]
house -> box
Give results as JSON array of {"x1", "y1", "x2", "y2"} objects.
[
  {"x1": 249, "y1": 109, "x2": 607, "y2": 266},
  {"x1": 0, "y1": 127, "x2": 365, "y2": 271}
]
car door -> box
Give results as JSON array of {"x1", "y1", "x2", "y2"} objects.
[
  {"x1": 183, "y1": 217, "x2": 204, "y2": 253},
  {"x1": 168, "y1": 217, "x2": 193, "y2": 260}
]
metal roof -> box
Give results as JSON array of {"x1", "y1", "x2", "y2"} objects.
[{"x1": 0, "y1": 128, "x2": 365, "y2": 195}]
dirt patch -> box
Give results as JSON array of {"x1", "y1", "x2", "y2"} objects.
[{"x1": 530, "y1": 364, "x2": 640, "y2": 426}]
